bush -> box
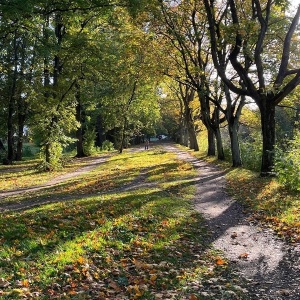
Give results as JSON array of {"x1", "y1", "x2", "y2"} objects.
[
  {"x1": 23, "y1": 145, "x2": 34, "y2": 157},
  {"x1": 101, "y1": 140, "x2": 114, "y2": 151},
  {"x1": 83, "y1": 129, "x2": 96, "y2": 156},
  {"x1": 274, "y1": 135, "x2": 300, "y2": 191},
  {"x1": 240, "y1": 138, "x2": 262, "y2": 172},
  {"x1": 0, "y1": 149, "x2": 7, "y2": 163},
  {"x1": 39, "y1": 142, "x2": 63, "y2": 171}
]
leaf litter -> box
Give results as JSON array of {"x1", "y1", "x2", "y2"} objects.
[{"x1": 1, "y1": 144, "x2": 297, "y2": 299}]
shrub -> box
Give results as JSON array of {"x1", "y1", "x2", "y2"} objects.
[
  {"x1": 274, "y1": 134, "x2": 300, "y2": 191},
  {"x1": 83, "y1": 129, "x2": 96, "y2": 156},
  {"x1": 39, "y1": 142, "x2": 63, "y2": 171},
  {"x1": 0, "y1": 149, "x2": 7, "y2": 163},
  {"x1": 23, "y1": 145, "x2": 34, "y2": 157},
  {"x1": 101, "y1": 140, "x2": 114, "y2": 151},
  {"x1": 240, "y1": 137, "x2": 262, "y2": 172}
]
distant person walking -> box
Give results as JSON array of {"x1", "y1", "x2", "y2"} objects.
[{"x1": 145, "y1": 138, "x2": 149, "y2": 150}]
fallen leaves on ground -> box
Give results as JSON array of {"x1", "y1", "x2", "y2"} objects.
[
  {"x1": 226, "y1": 168, "x2": 300, "y2": 243},
  {"x1": 0, "y1": 148, "x2": 249, "y2": 299}
]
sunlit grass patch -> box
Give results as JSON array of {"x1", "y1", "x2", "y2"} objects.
[
  {"x1": 0, "y1": 144, "x2": 245, "y2": 299},
  {"x1": 0, "y1": 154, "x2": 112, "y2": 192},
  {"x1": 226, "y1": 167, "x2": 300, "y2": 243}
]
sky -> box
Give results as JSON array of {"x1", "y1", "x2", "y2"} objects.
[{"x1": 290, "y1": 0, "x2": 300, "y2": 8}]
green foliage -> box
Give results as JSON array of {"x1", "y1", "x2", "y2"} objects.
[
  {"x1": 240, "y1": 137, "x2": 262, "y2": 172},
  {"x1": 274, "y1": 134, "x2": 300, "y2": 191},
  {"x1": 22, "y1": 144, "x2": 40, "y2": 158},
  {"x1": 39, "y1": 142, "x2": 63, "y2": 171},
  {"x1": 0, "y1": 149, "x2": 7, "y2": 163},
  {"x1": 83, "y1": 128, "x2": 96, "y2": 156},
  {"x1": 101, "y1": 140, "x2": 114, "y2": 151},
  {"x1": 22, "y1": 146, "x2": 34, "y2": 158}
]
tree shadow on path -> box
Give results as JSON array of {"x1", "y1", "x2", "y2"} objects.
[{"x1": 164, "y1": 144, "x2": 300, "y2": 300}]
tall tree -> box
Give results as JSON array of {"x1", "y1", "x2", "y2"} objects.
[
  {"x1": 203, "y1": 0, "x2": 300, "y2": 175},
  {"x1": 155, "y1": 0, "x2": 228, "y2": 157}
]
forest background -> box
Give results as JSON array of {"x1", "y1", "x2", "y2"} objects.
[
  {"x1": 1, "y1": 0, "x2": 300, "y2": 205},
  {"x1": 1, "y1": 1, "x2": 300, "y2": 298}
]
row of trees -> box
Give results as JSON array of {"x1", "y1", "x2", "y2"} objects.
[
  {"x1": 152, "y1": 0, "x2": 300, "y2": 176},
  {"x1": 0, "y1": 0, "x2": 163, "y2": 169},
  {"x1": 1, "y1": 0, "x2": 300, "y2": 176}
]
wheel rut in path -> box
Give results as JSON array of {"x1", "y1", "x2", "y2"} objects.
[
  {"x1": 0, "y1": 155, "x2": 111, "y2": 204},
  {"x1": 164, "y1": 144, "x2": 300, "y2": 300},
  {"x1": 1, "y1": 144, "x2": 299, "y2": 299}
]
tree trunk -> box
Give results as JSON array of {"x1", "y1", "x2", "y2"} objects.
[
  {"x1": 183, "y1": 127, "x2": 189, "y2": 147},
  {"x1": 75, "y1": 83, "x2": 86, "y2": 158},
  {"x1": 224, "y1": 84, "x2": 243, "y2": 167},
  {"x1": 119, "y1": 118, "x2": 127, "y2": 153},
  {"x1": 188, "y1": 127, "x2": 199, "y2": 151},
  {"x1": 185, "y1": 105, "x2": 199, "y2": 151},
  {"x1": 260, "y1": 98, "x2": 276, "y2": 176},
  {"x1": 45, "y1": 143, "x2": 51, "y2": 168},
  {"x1": 228, "y1": 120, "x2": 242, "y2": 167},
  {"x1": 214, "y1": 128, "x2": 224, "y2": 160},
  {"x1": 6, "y1": 97, "x2": 15, "y2": 165},
  {"x1": 75, "y1": 105, "x2": 85, "y2": 158},
  {"x1": 6, "y1": 32, "x2": 19, "y2": 165},
  {"x1": 207, "y1": 127, "x2": 215, "y2": 156},
  {"x1": 15, "y1": 111, "x2": 25, "y2": 161},
  {"x1": 179, "y1": 117, "x2": 188, "y2": 147}
]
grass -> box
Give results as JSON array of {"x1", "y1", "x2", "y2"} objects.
[
  {"x1": 0, "y1": 145, "x2": 247, "y2": 299},
  {"x1": 184, "y1": 143, "x2": 300, "y2": 244},
  {"x1": 226, "y1": 168, "x2": 300, "y2": 243},
  {"x1": 0, "y1": 153, "x2": 115, "y2": 192}
]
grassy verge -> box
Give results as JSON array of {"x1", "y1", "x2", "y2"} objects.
[
  {"x1": 226, "y1": 168, "x2": 300, "y2": 243},
  {"x1": 0, "y1": 145, "x2": 247, "y2": 299},
  {"x1": 0, "y1": 154, "x2": 114, "y2": 192},
  {"x1": 185, "y1": 144, "x2": 300, "y2": 244}
]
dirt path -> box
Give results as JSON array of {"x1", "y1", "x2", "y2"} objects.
[
  {"x1": 164, "y1": 144, "x2": 300, "y2": 300},
  {"x1": 0, "y1": 154, "x2": 111, "y2": 200},
  {"x1": 0, "y1": 143, "x2": 299, "y2": 299}
]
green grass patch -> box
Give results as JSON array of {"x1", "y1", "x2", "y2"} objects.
[
  {"x1": 0, "y1": 154, "x2": 114, "y2": 192},
  {"x1": 226, "y1": 168, "x2": 300, "y2": 243},
  {"x1": 177, "y1": 141, "x2": 300, "y2": 244},
  {"x1": 0, "y1": 145, "x2": 247, "y2": 299}
]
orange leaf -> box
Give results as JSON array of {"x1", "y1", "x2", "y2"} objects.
[
  {"x1": 190, "y1": 294, "x2": 199, "y2": 300},
  {"x1": 77, "y1": 256, "x2": 85, "y2": 264},
  {"x1": 68, "y1": 290, "x2": 77, "y2": 295},
  {"x1": 238, "y1": 253, "x2": 249, "y2": 259},
  {"x1": 22, "y1": 279, "x2": 29, "y2": 287},
  {"x1": 133, "y1": 285, "x2": 143, "y2": 297},
  {"x1": 215, "y1": 257, "x2": 226, "y2": 265}
]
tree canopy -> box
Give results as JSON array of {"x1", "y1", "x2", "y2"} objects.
[{"x1": 1, "y1": 0, "x2": 300, "y2": 176}]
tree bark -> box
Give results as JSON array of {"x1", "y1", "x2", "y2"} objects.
[
  {"x1": 228, "y1": 120, "x2": 242, "y2": 167},
  {"x1": 45, "y1": 143, "x2": 51, "y2": 168},
  {"x1": 16, "y1": 110, "x2": 25, "y2": 161},
  {"x1": 207, "y1": 127, "x2": 215, "y2": 156},
  {"x1": 5, "y1": 31, "x2": 18, "y2": 165},
  {"x1": 260, "y1": 97, "x2": 276, "y2": 176},
  {"x1": 214, "y1": 127, "x2": 224, "y2": 160},
  {"x1": 6, "y1": 96, "x2": 15, "y2": 165},
  {"x1": 119, "y1": 117, "x2": 127, "y2": 154},
  {"x1": 75, "y1": 83, "x2": 86, "y2": 158}
]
